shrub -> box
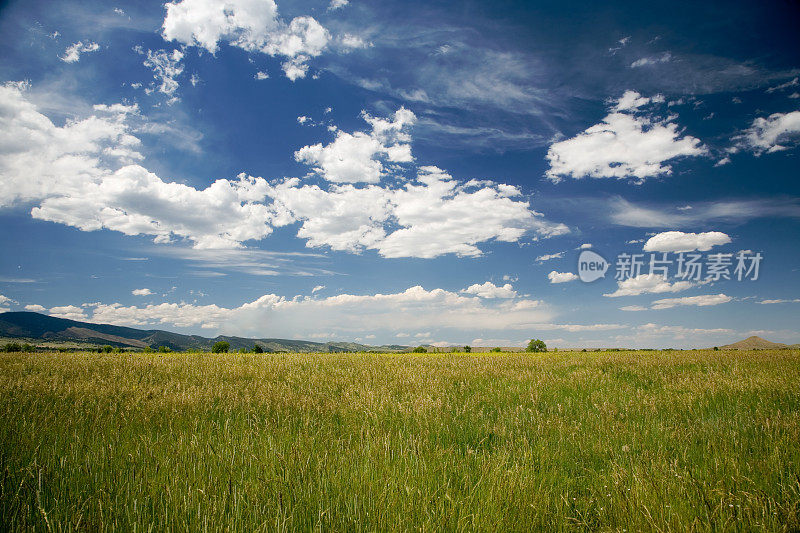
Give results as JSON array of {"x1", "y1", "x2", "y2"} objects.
[
  {"x1": 463, "y1": 346, "x2": 471, "y2": 353},
  {"x1": 103, "y1": 345, "x2": 114, "y2": 353},
  {"x1": 490, "y1": 347, "x2": 502, "y2": 353},
  {"x1": 238, "y1": 348, "x2": 247, "y2": 354},
  {"x1": 526, "y1": 339, "x2": 547, "y2": 353},
  {"x1": 142, "y1": 346, "x2": 154, "y2": 353},
  {"x1": 253, "y1": 344, "x2": 264, "y2": 354},
  {"x1": 158, "y1": 346, "x2": 172, "y2": 353},
  {"x1": 212, "y1": 341, "x2": 230, "y2": 354},
  {"x1": 412, "y1": 346, "x2": 427, "y2": 353},
  {"x1": 3, "y1": 342, "x2": 22, "y2": 353}
]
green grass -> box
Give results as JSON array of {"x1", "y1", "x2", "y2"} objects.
[{"x1": 1, "y1": 350, "x2": 799, "y2": 531}]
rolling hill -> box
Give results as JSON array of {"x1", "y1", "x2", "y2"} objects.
[
  {"x1": 0, "y1": 312, "x2": 407, "y2": 352},
  {"x1": 718, "y1": 336, "x2": 791, "y2": 350}
]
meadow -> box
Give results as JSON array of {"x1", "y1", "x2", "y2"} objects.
[{"x1": 0, "y1": 349, "x2": 798, "y2": 531}]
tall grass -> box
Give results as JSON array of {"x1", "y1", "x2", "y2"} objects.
[{"x1": 1, "y1": 350, "x2": 799, "y2": 531}]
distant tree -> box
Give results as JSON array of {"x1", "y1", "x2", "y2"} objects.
[
  {"x1": 526, "y1": 339, "x2": 547, "y2": 353},
  {"x1": 3, "y1": 342, "x2": 22, "y2": 352},
  {"x1": 142, "y1": 346, "x2": 154, "y2": 353},
  {"x1": 450, "y1": 347, "x2": 459, "y2": 353},
  {"x1": 212, "y1": 341, "x2": 230, "y2": 354},
  {"x1": 713, "y1": 346, "x2": 719, "y2": 351},
  {"x1": 490, "y1": 347, "x2": 502, "y2": 353},
  {"x1": 158, "y1": 345, "x2": 172, "y2": 353},
  {"x1": 463, "y1": 346, "x2": 471, "y2": 353},
  {"x1": 21, "y1": 343, "x2": 34, "y2": 352},
  {"x1": 253, "y1": 344, "x2": 264, "y2": 354},
  {"x1": 238, "y1": 347, "x2": 247, "y2": 353},
  {"x1": 103, "y1": 345, "x2": 114, "y2": 353},
  {"x1": 412, "y1": 346, "x2": 427, "y2": 353}
]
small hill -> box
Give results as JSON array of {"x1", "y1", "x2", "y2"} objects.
[
  {"x1": 0, "y1": 312, "x2": 407, "y2": 352},
  {"x1": 718, "y1": 336, "x2": 789, "y2": 350}
]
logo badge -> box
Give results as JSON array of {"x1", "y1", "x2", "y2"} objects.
[{"x1": 578, "y1": 250, "x2": 609, "y2": 282}]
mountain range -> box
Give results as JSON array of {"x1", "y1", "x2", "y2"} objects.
[{"x1": 0, "y1": 312, "x2": 407, "y2": 352}]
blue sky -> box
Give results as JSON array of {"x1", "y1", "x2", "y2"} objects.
[{"x1": 0, "y1": 0, "x2": 799, "y2": 348}]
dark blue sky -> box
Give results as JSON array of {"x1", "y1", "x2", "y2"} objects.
[{"x1": 0, "y1": 0, "x2": 798, "y2": 347}]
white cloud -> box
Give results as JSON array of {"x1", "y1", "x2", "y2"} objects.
[
  {"x1": 0, "y1": 294, "x2": 16, "y2": 306},
  {"x1": 142, "y1": 49, "x2": 184, "y2": 102},
  {"x1": 630, "y1": 52, "x2": 672, "y2": 68},
  {"x1": 604, "y1": 274, "x2": 693, "y2": 297},
  {"x1": 254, "y1": 71, "x2": 269, "y2": 80},
  {"x1": 25, "y1": 304, "x2": 47, "y2": 312},
  {"x1": 579, "y1": 243, "x2": 592, "y2": 249},
  {"x1": 339, "y1": 34, "x2": 369, "y2": 51},
  {"x1": 765, "y1": 77, "x2": 798, "y2": 94},
  {"x1": 162, "y1": 0, "x2": 329, "y2": 80},
  {"x1": 620, "y1": 305, "x2": 648, "y2": 311},
  {"x1": 536, "y1": 252, "x2": 564, "y2": 262},
  {"x1": 0, "y1": 83, "x2": 273, "y2": 249},
  {"x1": 60, "y1": 41, "x2": 100, "y2": 63},
  {"x1": 58, "y1": 285, "x2": 553, "y2": 336},
  {"x1": 0, "y1": 88, "x2": 566, "y2": 258},
  {"x1": 547, "y1": 271, "x2": 578, "y2": 284},
  {"x1": 48, "y1": 305, "x2": 88, "y2": 321},
  {"x1": 734, "y1": 111, "x2": 800, "y2": 155},
  {"x1": 328, "y1": 0, "x2": 348, "y2": 9},
  {"x1": 294, "y1": 107, "x2": 415, "y2": 183},
  {"x1": 461, "y1": 282, "x2": 517, "y2": 299},
  {"x1": 643, "y1": 231, "x2": 731, "y2": 252},
  {"x1": 546, "y1": 91, "x2": 706, "y2": 182},
  {"x1": 268, "y1": 165, "x2": 565, "y2": 258},
  {"x1": 132, "y1": 288, "x2": 154, "y2": 296},
  {"x1": 758, "y1": 298, "x2": 800, "y2": 304},
  {"x1": 650, "y1": 293, "x2": 732, "y2": 309}
]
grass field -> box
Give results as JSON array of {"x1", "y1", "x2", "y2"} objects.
[{"x1": 1, "y1": 350, "x2": 799, "y2": 531}]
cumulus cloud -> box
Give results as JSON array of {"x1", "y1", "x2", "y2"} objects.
[
  {"x1": 0, "y1": 86, "x2": 566, "y2": 258},
  {"x1": 328, "y1": 0, "x2": 348, "y2": 9},
  {"x1": 132, "y1": 288, "x2": 154, "y2": 296},
  {"x1": 61, "y1": 41, "x2": 100, "y2": 63},
  {"x1": 734, "y1": 111, "x2": 800, "y2": 155},
  {"x1": 294, "y1": 107, "x2": 415, "y2": 183},
  {"x1": 25, "y1": 304, "x2": 47, "y2": 312},
  {"x1": 268, "y1": 165, "x2": 566, "y2": 258},
  {"x1": 49, "y1": 285, "x2": 553, "y2": 337},
  {"x1": 546, "y1": 91, "x2": 706, "y2": 182},
  {"x1": 0, "y1": 82, "x2": 273, "y2": 249},
  {"x1": 643, "y1": 231, "x2": 731, "y2": 252},
  {"x1": 547, "y1": 271, "x2": 578, "y2": 284},
  {"x1": 461, "y1": 282, "x2": 517, "y2": 299},
  {"x1": 0, "y1": 294, "x2": 16, "y2": 306},
  {"x1": 162, "y1": 0, "x2": 329, "y2": 80},
  {"x1": 604, "y1": 274, "x2": 693, "y2": 297},
  {"x1": 650, "y1": 293, "x2": 732, "y2": 309},
  {"x1": 48, "y1": 305, "x2": 88, "y2": 321}
]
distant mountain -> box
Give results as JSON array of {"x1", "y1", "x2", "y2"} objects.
[
  {"x1": 0, "y1": 312, "x2": 407, "y2": 352},
  {"x1": 718, "y1": 336, "x2": 790, "y2": 350}
]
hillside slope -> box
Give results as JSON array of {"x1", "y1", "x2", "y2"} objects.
[{"x1": 0, "y1": 312, "x2": 406, "y2": 352}]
